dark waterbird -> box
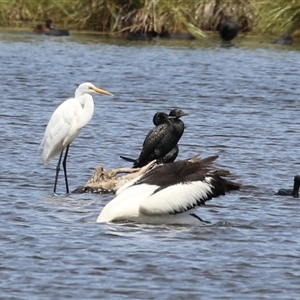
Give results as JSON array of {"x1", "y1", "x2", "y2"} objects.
[
  {"x1": 121, "y1": 112, "x2": 174, "y2": 168},
  {"x1": 121, "y1": 111, "x2": 179, "y2": 165},
  {"x1": 97, "y1": 154, "x2": 241, "y2": 225},
  {"x1": 219, "y1": 20, "x2": 239, "y2": 44},
  {"x1": 169, "y1": 108, "x2": 187, "y2": 140},
  {"x1": 121, "y1": 109, "x2": 187, "y2": 167},
  {"x1": 121, "y1": 109, "x2": 187, "y2": 168},
  {"x1": 34, "y1": 19, "x2": 53, "y2": 34},
  {"x1": 126, "y1": 30, "x2": 157, "y2": 41},
  {"x1": 158, "y1": 26, "x2": 195, "y2": 40},
  {"x1": 162, "y1": 108, "x2": 188, "y2": 162},
  {"x1": 154, "y1": 109, "x2": 187, "y2": 163},
  {"x1": 274, "y1": 33, "x2": 293, "y2": 45},
  {"x1": 161, "y1": 109, "x2": 188, "y2": 162},
  {"x1": 34, "y1": 19, "x2": 69, "y2": 36},
  {"x1": 276, "y1": 175, "x2": 300, "y2": 198}
]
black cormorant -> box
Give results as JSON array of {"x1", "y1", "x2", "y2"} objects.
[
  {"x1": 219, "y1": 20, "x2": 239, "y2": 44},
  {"x1": 121, "y1": 110, "x2": 187, "y2": 168},
  {"x1": 276, "y1": 175, "x2": 300, "y2": 198}
]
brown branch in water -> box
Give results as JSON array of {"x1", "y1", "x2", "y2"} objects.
[
  {"x1": 72, "y1": 153, "x2": 242, "y2": 196},
  {"x1": 72, "y1": 160, "x2": 157, "y2": 194},
  {"x1": 72, "y1": 154, "x2": 207, "y2": 194}
]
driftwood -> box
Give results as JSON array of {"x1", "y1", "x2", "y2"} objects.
[
  {"x1": 72, "y1": 160, "x2": 157, "y2": 194},
  {"x1": 72, "y1": 154, "x2": 207, "y2": 194}
]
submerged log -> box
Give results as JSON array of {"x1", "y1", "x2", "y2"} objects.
[
  {"x1": 72, "y1": 160, "x2": 157, "y2": 194},
  {"x1": 72, "y1": 154, "x2": 208, "y2": 195}
]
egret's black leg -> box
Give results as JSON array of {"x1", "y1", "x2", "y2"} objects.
[
  {"x1": 62, "y1": 145, "x2": 70, "y2": 194},
  {"x1": 54, "y1": 149, "x2": 64, "y2": 194}
]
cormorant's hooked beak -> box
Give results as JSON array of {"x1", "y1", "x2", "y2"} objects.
[
  {"x1": 179, "y1": 111, "x2": 189, "y2": 117},
  {"x1": 169, "y1": 109, "x2": 189, "y2": 118}
]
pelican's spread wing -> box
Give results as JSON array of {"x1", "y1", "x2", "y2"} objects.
[
  {"x1": 116, "y1": 174, "x2": 143, "y2": 196},
  {"x1": 139, "y1": 179, "x2": 214, "y2": 216}
]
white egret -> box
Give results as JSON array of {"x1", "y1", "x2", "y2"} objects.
[
  {"x1": 40, "y1": 82, "x2": 113, "y2": 194},
  {"x1": 97, "y1": 155, "x2": 241, "y2": 225}
]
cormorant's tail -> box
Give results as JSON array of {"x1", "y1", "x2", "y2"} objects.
[{"x1": 120, "y1": 155, "x2": 136, "y2": 163}]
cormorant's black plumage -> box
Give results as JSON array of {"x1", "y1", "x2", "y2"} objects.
[
  {"x1": 120, "y1": 110, "x2": 187, "y2": 168},
  {"x1": 274, "y1": 33, "x2": 293, "y2": 45},
  {"x1": 219, "y1": 21, "x2": 239, "y2": 43},
  {"x1": 133, "y1": 112, "x2": 175, "y2": 167},
  {"x1": 276, "y1": 175, "x2": 300, "y2": 198},
  {"x1": 46, "y1": 20, "x2": 69, "y2": 36},
  {"x1": 34, "y1": 19, "x2": 69, "y2": 36},
  {"x1": 169, "y1": 109, "x2": 187, "y2": 140}
]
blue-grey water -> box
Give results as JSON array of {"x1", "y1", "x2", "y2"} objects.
[{"x1": 0, "y1": 28, "x2": 300, "y2": 299}]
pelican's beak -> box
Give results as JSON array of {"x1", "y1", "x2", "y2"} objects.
[{"x1": 93, "y1": 86, "x2": 113, "y2": 96}]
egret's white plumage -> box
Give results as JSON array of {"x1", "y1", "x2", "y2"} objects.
[
  {"x1": 40, "y1": 82, "x2": 113, "y2": 194},
  {"x1": 97, "y1": 155, "x2": 241, "y2": 225}
]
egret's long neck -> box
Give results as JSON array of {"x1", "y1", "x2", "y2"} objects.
[
  {"x1": 77, "y1": 94, "x2": 95, "y2": 129},
  {"x1": 75, "y1": 88, "x2": 84, "y2": 98}
]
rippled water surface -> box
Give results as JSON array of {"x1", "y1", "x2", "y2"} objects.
[{"x1": 1, "y1": 29, "x2": 300, "y2": 299}]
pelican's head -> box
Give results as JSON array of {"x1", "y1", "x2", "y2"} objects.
[{"x1": 75, "y1": 82, "x2": 113, "y2": 98}]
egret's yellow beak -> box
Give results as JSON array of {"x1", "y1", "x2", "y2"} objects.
[{"x1": 93, "y1": 86, "x2": 113, "y2": 96}]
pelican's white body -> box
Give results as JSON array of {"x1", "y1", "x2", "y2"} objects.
[
  {"x1": 97, "y1": 155, "x2": 240, "y2": 225},
  {"x1": 97, "y1": 177, "x2": 214, "y2": 225}
]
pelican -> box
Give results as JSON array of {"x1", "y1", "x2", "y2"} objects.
[
  {"x1": 97, "y1": 155, "x2": 241, "y2": 225},
  {"x1": 40, "y1": 82, "x2": 113, "y2": 194}
]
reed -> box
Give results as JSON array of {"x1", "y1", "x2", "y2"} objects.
[
  {"x1": 0, "y1": 0, "x2": 299, "y2": 37},
  {"x1": 117, "y1": 0, "x2": 256, "y2": 34},
  {"x1": 193, "y1": 0, "x2": 257, "y2": 32},
  {"x1": 255, "y1": 1, "x2": 300, "y2": 36}
]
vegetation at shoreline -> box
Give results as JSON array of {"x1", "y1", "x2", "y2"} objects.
[
  {"x1": 255, "y1": 1, "x2": 300, "y2": 36},
  {"x1": 0, "y1": 0, "x2": 299, "y2": 38}
]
